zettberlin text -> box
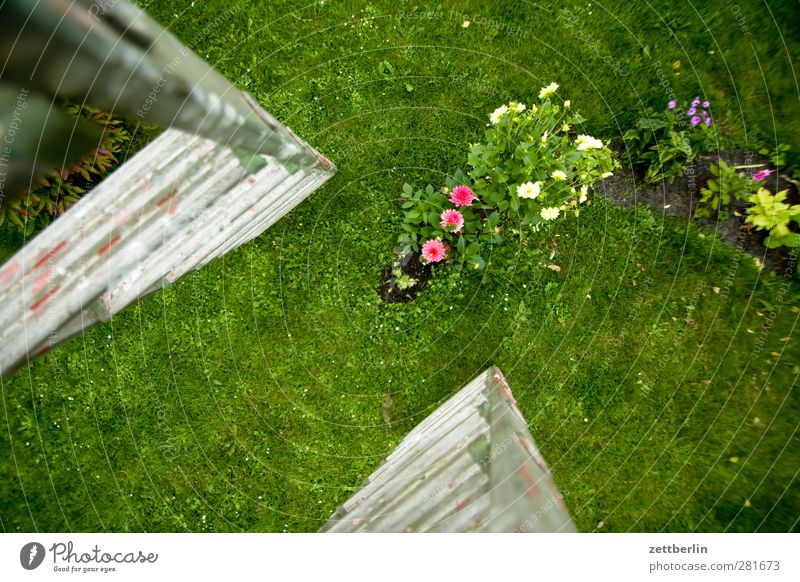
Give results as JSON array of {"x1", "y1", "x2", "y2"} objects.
[{"x1": 649, "y1": 544, "x2": 708, "y2": 554}]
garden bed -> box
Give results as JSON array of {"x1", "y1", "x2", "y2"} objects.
[
  {"x1": 378, "y1": 250, "x2": 432, "y2": 303},
  {"x1": 599, "y1": 150, "x2": 800, "y2": 274}
]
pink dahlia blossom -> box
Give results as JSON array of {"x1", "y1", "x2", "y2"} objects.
[
  {"x1": 753, "y1": 169, "x2": 772, "y2": 181},
  {"x1": 450, "y1": 184, "x2": 476, "y2": 207},
  {"x1": 440, "y1": 209, "x2": 464, "y2": 233},
  {"x1": 421, "y1": 239, "x2": 447, "y2": 263}
]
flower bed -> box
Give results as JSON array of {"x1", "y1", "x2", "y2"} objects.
[{"x1": 395, "y1": 82, "x2": 616, "y2": 279}]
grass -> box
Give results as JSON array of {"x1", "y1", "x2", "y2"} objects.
[{"x1": 1, "y1": 0, "x2": 798, "y2": 533}]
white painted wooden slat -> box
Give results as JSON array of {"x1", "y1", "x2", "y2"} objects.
[
  {"x1": 320, "y1": 367, "x2": 576, "y2": 532},
  {"x1": 0, "y1": 122, "x2": 335, "y2": 376}
]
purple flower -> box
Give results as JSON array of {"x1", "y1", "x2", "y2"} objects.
[
  {"x1": 692, "y1": 97, "x2": 701, "y2": 106},
  {"x1": 702, "y1": 101, "x2": 710, "y2": 108},
  {"x1": 667, "y1": 100, "x2": 677, "y2": 110},
  {"x1": 753, "y1": 169, "x2": 772, "y2": 181},
  {"x1": 690, "y1": 116, "x2": 701, "y2": 126},
  {"x1": 687, "y1": 107, "x2": 697, "y2": 116},
  {"x1": 704, "y1": 117, "x2": 712, "y2": 127}
]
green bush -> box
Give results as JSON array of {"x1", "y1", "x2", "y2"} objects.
[
  {"x1": 623, "y1": 96, "x2": 717, "y2": 183},
  {"x1": 398, "y1": 83, "x2": 616, "y2": 270},
  {"x1": 695, "y1": 160, "x2": 757, "y2": 219}
]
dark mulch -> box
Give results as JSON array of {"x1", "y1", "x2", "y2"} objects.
[
  {"x1": 597, "y1": 150, "x2": 800, "y2": 274},
  {"x1": 379, "y1": 250, "x2": 432, "y2": 303}
]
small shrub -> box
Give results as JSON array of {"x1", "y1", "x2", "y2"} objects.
[
  {"x1": 695, "y1": 160, "x2": 757, "y2": 219},
  {"x1": 623, "y1": 96, "x2": 717, "y2": 183},
  {"x1": 398, "y1": 83, "x2": 617, "y2": 271},
  {"x1": 745, "y1": 188, "x2": 800, "y2": 249},
  {"x1": 757, "y1": 144, "x2": 790, "y2": 169}
]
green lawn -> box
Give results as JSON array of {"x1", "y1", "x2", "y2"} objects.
[{"x1": 1, "y1": 0, "x2": 798, "y2": 532}]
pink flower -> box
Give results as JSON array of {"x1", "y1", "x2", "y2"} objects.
[
  {"x1": 690, "y1": 116, "x2": 701, "y2": 126},
  {"x1": 421, "y1": 239, "x2": 447, "y2": 263},
  {"x1": 440, "y1": 209, "x2": 464, "y2": 233},
  {"x1": 450, "y1": 184, "x2": 476, "y2": 207},
  {"x1": 753, "y1": 169, "x2": 772, "y2": 181},
  {"x1": 667, "y1": 100, "x2": 677, "y2": 110}
]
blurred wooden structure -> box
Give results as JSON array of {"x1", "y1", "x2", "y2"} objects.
[
  {"x1": 322, "y1": 366, "x2": 576, "y2": 532},
  {"x1": 0, "y1": 0, "x2": 335, "y2": 377}
]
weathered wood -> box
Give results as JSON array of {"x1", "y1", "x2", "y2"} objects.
[
  {"x1": 1, "y1": 0, "x2": 330, "y2": 167},
  {"x1": 0, "y1": 0, "x2": 336, "y2": 377},
  {"x1": 0, "y1": 124, "x2": 334, "y2": 377},
  {"x1": 321, "y1": 367, "x2": 576, "y2": 532}
]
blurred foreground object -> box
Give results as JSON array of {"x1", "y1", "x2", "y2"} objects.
[
  {"x1": 0, "y1": 0, "x2": 336, "y2": 377},
  {"x1": 1, "y1": 0, "x2": 319, "y2": 204},
  {"x1": 322, "y1": 366, "x2": 576, "y2": 532}
]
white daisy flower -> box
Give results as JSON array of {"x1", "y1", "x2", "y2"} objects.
[
  {"x1": 490, "y1": 104, "x2": 509, "y2": 124},
  {"x1": 539, "y1": 82, "x2": 559, "y2": 99},
  {"x1": 540, "y1": 207, "x2": 561, "y2": 220},
  {"x1": 517, "y1": 181, "x2": 542, "y2": 199},
  {"x1": 575, "y1": 134, "x2": 604, "y2": 150},
  {"x1": 551, "y1": 170, "x2": 567, "y2": 181}
]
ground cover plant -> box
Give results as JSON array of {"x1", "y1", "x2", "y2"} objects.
[{"x1": 1, "y1": 0, "x2": 798, "y2": 533}]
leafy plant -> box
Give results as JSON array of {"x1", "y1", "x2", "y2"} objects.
[
  {"x1": 745, "y1": 188, "x2": 800, "y2": 248},
  {"x1": 398, "y1": 84, "x2": 617, "y2": 271},
  {"x1": 1, "y1": 103, "x2": 131, "y2": 233},
  {"x1": 624, "y1": 96, "x2": 717, "y2": 183},
  {"x1": 398, "y1": 175, "x2": 494, "y2": 270},
  {"x1": 394, "y1": 272, "x2": 417, "y2": 291},
  {"x1": 758, "y1": 144, "x2": 790, "y2": 169},
  {"x1": 696, "y1": 160, "x2": 757, "y2": 219}
]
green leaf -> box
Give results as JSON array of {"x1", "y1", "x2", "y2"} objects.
[{"x1": 468, "y1": 255, "x2": 485, "y2": 270}]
